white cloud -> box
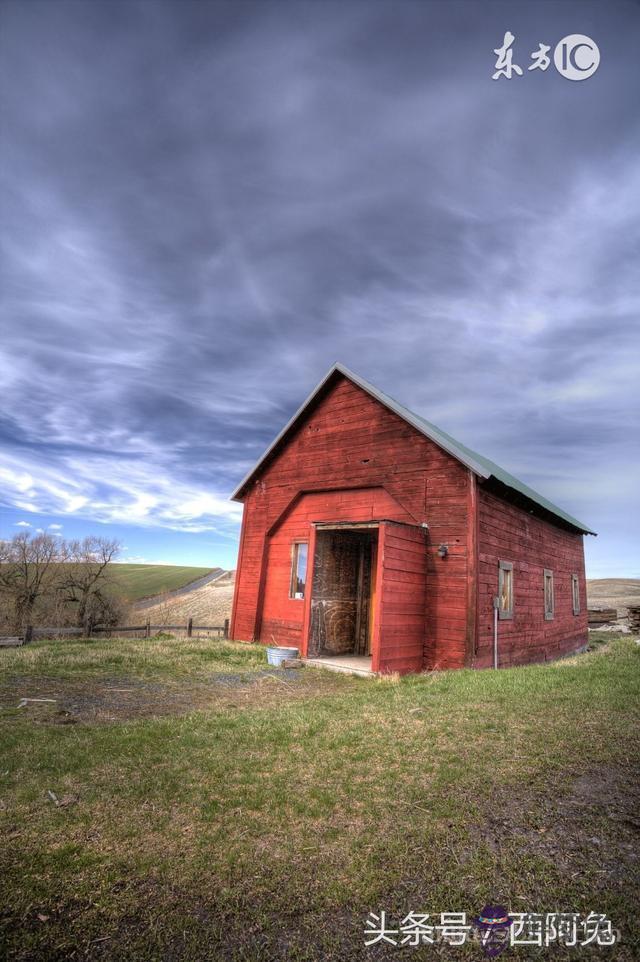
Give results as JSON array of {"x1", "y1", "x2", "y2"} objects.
[
  {"x1": 14, "y1": 520, "x2": 31, "y2": 527},
  {"x1": 0, "y1": 448, "x2": 242, "y2": 536}
]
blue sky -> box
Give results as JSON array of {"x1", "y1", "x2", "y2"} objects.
[{"x1": 1, "y1": 1, "x2": 639, "y2": 577}]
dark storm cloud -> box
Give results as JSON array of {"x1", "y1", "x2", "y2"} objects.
[{"x1": 1, "y1": 0, "x2": 639, "y2": 571}]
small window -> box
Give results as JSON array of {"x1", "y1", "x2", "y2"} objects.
[
  {"x1": 572, "y1": 574, "x2": 580, "y2": 615},
  {"x1": 544, "y1": 569, "x2": 554, "y2": 620},
  {"x1": 289, "y1": 542, "x2": 308, "y2": 599},
  {"x1": 498, "y1": 561, "x2": 513, "y2": 619}
]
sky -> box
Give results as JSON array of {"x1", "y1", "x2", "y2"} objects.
[{"x1": 1, "y1": 0, "x2": 639, "y2": 576}]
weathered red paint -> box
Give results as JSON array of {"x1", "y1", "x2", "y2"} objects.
[
  {"x1": 473, "y1": 489, "x2": 588, "y2": 667},
  {"x1": 230, "y1": 371, "x2": 589, "y2": 672}
]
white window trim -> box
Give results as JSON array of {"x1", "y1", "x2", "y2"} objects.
[
  {"x1": 572, "y1": 573, "x2": 580, "y2": 615},
  {"x1": 498, "y1": 560, "x2": 514, "y2": 620},
  {"x1": 289, "y1": 541, "x2": 308, "y2": 600},
  {"x1": 544, "y1": 568, "x2": 555, "y2": 621}
]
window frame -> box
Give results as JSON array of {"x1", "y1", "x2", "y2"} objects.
[
  {"x1": 498, "y1": 560, "x2": 514, "y2": 620},
  {"x1": 289, "y1": 541, "x2": 308, "y2": 601},
  {"x1": 572, "y1": 573, "x2": 580, "y2": 615},
  {"x1": 544, "y1": 568, "x2": 555, "y2": 620}
]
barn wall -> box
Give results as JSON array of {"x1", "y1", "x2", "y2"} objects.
[
  {"x1": 259, "y1": 488, "x2": 407, "y2": 651},
  {"x1": 475, "y1": 487, "x2": 588, "y2": 667},
  {"x1": 231, "y1": 375, "x2": 473, "y2": 669}
]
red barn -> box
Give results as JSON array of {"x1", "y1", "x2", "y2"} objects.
[{"x1": 230, "y1": 364, "x2": 595, "y2": 674}]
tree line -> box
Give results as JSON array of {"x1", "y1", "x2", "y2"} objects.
[{"x1": 0, "y1": 532, "x2": 123, "y2": 634}]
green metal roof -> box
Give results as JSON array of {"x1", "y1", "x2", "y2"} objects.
[{"x1": 231, "y1": 363, "x2": 595, "y2": 535}]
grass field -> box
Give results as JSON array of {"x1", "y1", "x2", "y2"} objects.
[
  {"x1": 0, "y1": 634, "x2": 638, "y2": 960},
  {"x1": 109, "y1": 564, "x2": 219, "y2": 602}
]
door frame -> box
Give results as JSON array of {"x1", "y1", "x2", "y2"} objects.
[{"x1": 301, "y1": 521, "x2": 380, "y2": 661}]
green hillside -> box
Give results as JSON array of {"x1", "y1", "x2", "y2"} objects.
[{"x1": 110, "y1": 565, "x2": 219, "y2": 602}]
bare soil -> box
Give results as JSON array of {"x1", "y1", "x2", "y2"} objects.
[{"x1": 0, "y1": 667, "x2": 354, "y2": 724}]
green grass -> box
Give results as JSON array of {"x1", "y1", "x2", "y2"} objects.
[
  {"x1": 109, "y1": 563, "x2": 219, "y2": 601},
  {"x1": 1, "y1": 633, "x2": 638, "y2": 960},
  {"x1": 0, "y1": 634, "x2": 267, "y2": 680}
]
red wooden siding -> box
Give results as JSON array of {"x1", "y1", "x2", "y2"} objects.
[
  {"x1": 231, "y1": 374, "x2": 472, "y2": 669},
  {"x1": 374, "y1": 522, "x2": 428, "y2": 674},
  {"x1": 474, "y1": 488, "x2": 588, "y2": 667},
  {"x1": 230, "y1": 370, "x2": 589, "y2": 672},
  {"x1": 259, "y1": 488, "x2": 411, "y2": 650}
]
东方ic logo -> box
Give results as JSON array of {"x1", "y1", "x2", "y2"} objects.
[{"x1": 492, "y1": 31, "x2": 600, "y2": 81}]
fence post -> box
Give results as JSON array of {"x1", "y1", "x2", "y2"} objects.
[
  {"x1": 24, "y1": 625, "x2": 33, "y2": 645},
  {"x1": 187, "y1": 617, "x2": 193, "y2": 638},
  {"x1": 145, "y1": 619, "x2": 151, "y2": 639},
  {"x1": 223, "y1": 618, "x2": 229, "y2": 640}
]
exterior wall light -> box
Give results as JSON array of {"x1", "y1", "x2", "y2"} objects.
[{"x1": 438, "y1": 543, "x2": 449, "y2": 558}]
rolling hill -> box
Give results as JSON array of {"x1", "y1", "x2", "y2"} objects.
[
  {"x1": 110, "y1": 564, "x2": 222, "y2": 602},
  {"x1": 136, "y1": 570, "x2": 235, "y2": 625},
  {"x1": 586, "y1": 578, "x2": 640, "y2": 619}
]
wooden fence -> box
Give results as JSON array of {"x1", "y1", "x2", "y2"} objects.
[
  {"x1": 91, "y1": 618, "x2": 230, "y2": 639},
  {"x1": 1, "y1": 619, "x2": 229, "y2": 645}
]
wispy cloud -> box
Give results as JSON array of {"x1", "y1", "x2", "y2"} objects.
[{"x1": 0, "y1": 450, "x2": 242, "y2": 533}]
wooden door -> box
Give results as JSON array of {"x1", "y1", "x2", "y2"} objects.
[
  {"x1": 373, "y1": 522, "x2": 427, "y2": 674},
  {"x1": 309, "y1": 529, "x2": 374, "y2": 658}
]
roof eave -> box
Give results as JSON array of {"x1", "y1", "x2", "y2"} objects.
[
  {"x1": 230, "y1": 363, "x2": 596, "y2": 536},
  {"x1": 336, "y1": 364, "x2": 492, "y2": 479},
  {"x1": 230, "y1": 363, "x2": 493, "y2": 501},
  {"x1": 481, "y1": 474, "x2": 597, "y2": 536},
  {"x1": 230, "y1": 364, "x2": 345, "y2": 501}
]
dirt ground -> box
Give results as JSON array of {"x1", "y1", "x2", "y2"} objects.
[{"x1": 0, "y1": 667, "x2": 357, "y2": 724}]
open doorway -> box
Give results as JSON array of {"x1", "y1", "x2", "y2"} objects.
[{"x1": 308, "y1": 526, "x2": 378, "y2": 663}]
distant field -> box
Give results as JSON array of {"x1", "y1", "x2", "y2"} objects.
[
  {"x1": 110, "y1": 564, "x2": 219, "y2": 602},
  {"x1": 139, "y1": 569, "x2": 234, "y2": 622},
  {"x1": 587, "y1": 578, "x2": 640, "y2": 619}
]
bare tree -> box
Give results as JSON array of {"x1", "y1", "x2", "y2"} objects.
[
  {"x1": 56, "y1": 537, "x2": 121, "y2": 632},
  {"x1": 0, "y1": 532, "x2": 63, "y2": 631},
  {"x1": 151, "y1": 591, "x2": 174, "y2": 628}
]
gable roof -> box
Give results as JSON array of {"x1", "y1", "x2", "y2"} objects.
[{"x1": 231, "y1": 363, "x2": 595, "y2": 535}]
